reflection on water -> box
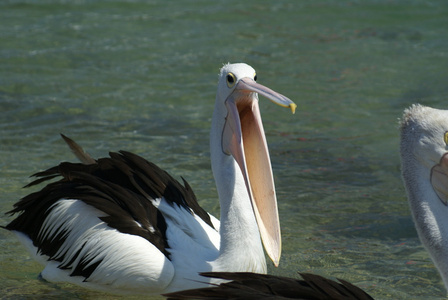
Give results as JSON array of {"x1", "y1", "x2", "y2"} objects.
[{"x1": 1, "y1": 1, "x2": 448, "y2": 299}]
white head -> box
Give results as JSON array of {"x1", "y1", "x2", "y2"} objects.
[
  {"x1": 213, "y1": 63, "x2": 295, "y2": 126},
  {"x1": 400, "y1": 104, "x2": 448, "y2": 169}
]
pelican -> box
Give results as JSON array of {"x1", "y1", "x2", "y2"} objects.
[
  {"x1": 164, "y1": 272, "x2": 374, "y2": 300},
  {"x1": 4, "y1": 63, "x2": 296, "y2": 295},
  {"x1": 400, "y1": 104, "x2": 448, "y2": 291}
]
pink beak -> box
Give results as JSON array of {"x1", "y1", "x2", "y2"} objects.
[
  {"x1": 221, "y1": 77, "x2": 296, "y2": 267},
  {"x1": 431, "y1": 152, "x2": 448, "y2": 205}
]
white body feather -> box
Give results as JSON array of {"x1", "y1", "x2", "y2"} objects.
[{"x1": 12, "y1": 192, "x2": 266, "y2": 294}]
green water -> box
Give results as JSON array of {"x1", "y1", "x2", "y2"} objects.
[{"x1": 1, "y1": 1, "x2": 448, "y2": 299}]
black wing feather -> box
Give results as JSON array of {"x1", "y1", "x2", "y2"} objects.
[
  {"x1": 4, "y1": 140, "x2": 214, "y2": 280},
  {"x1": 164, "y1": 272, "x2": 374, "y2": 300}
]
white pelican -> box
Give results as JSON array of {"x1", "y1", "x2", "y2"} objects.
[
  {"x1": 164, "y1": 272, "x2": 374, "y2": 299},
  {"x1": 4, "y1": 63, "x2": 296, "y2": 295},
  {"x1": 400, "y1": 104, "x2": 448, "y2": 291}
]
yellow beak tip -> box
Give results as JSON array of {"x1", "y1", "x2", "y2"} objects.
[{"x1": 290, "y1": 103, "x2": 297, "y2": 114}]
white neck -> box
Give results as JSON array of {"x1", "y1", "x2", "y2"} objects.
[
  {"x1": 208, "y1": 104, "x2": 267, "y2": 273},
  {"x1": 402, "y1": 154, "x2": 448, "y2": 288}
]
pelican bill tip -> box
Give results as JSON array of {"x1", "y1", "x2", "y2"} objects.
[
  {"x1": 268, "y1": 246, "x2": 281, "y2": 268},
  {"x1": 290, "y1": 103, "x2": 297, "y2": 114}
]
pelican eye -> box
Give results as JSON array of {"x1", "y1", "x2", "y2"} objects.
[
  {"x1": 254, "y1": 73, "x2": 257, "y2": 81},
  {"x1": 226, "y1": 73, "x2": 236, "y2": 88},
  {"x1": 444, "y1": 131, "x2": 448, "y2": 145}
]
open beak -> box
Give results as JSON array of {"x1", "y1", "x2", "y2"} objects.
[
  {"x1": 431, "y1": 152, "x2": 448, "y2": 205},
  {"x1": 222, "y1": 77, "x2": 296, "y2": 267}
]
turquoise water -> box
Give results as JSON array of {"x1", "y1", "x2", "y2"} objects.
[{"x1": 1, "y1": 1, "x2": 448, "y2": 299}]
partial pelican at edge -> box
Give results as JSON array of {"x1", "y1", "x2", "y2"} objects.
[{"x1": 400, "y1": 104, "x2": 448, "y2": 292}]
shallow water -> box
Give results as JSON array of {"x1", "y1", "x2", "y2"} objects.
[{"x1": 1, "y1": 1, "x2": 448, "y2": 299}]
